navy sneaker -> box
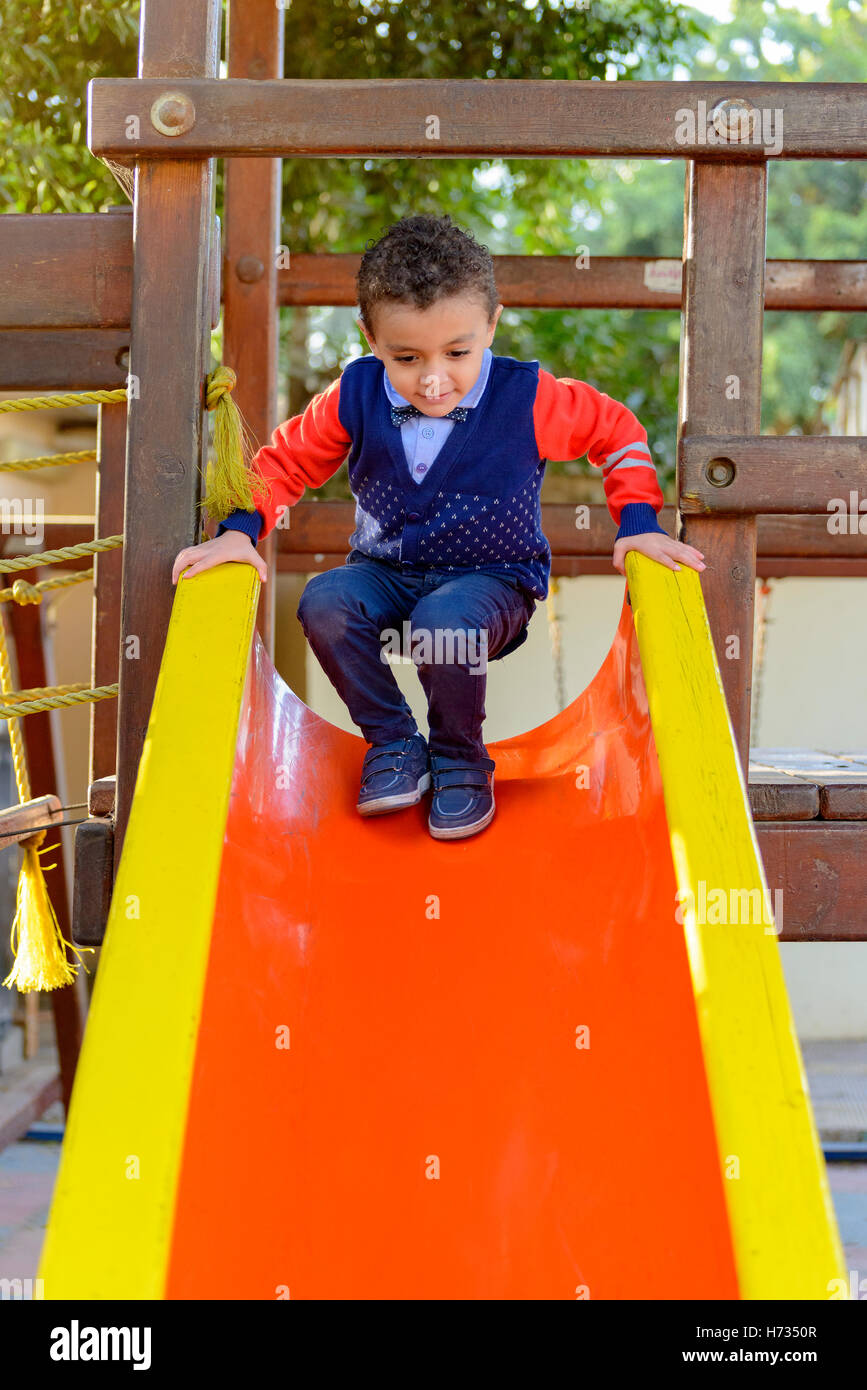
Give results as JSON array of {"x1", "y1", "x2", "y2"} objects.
[
  {"x1": 357, "y1": 733, "x2": 430, "y2": 816},
  {"x1": 428, "y1": 754, "x2": 496, "y2": 840}
]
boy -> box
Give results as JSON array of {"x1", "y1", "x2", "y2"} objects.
[{"x1": 172, "y1": 214, "x2": 704, "y2": 840}]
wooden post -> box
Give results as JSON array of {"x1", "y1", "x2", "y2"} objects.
[
  {"x1": 678, "y1": 161, "x2": 767, "y2": 764},
  {"x1": 91, "y1": 402, "x2": 125, "y2": 787},
  {"x1": 6, "y1": 587, "x2": 83, "y2": 1112},
  {"x1": 114, "y1": 0, "x2": 222, "y2": 867},
  {"x1": 223, "y1": 0, "x2": 285, "y2": 660}
]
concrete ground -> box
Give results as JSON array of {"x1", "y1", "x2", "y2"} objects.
[{"x1": 1, "y1": 1044, "x2": 865, "y2": 1298}]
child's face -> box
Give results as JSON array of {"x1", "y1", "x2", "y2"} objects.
[{"x1": 358, "y1": 295, "x2": 503, "y2": 415}]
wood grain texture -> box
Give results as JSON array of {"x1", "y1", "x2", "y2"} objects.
[
  {"x1": 91, "y1": 403, "x2": 125, "y2": 785},
  {"x1": 113, "y1": 0, "x2": 222, "y2": 866},
  {"x1": 758, "y1": 822, "x2": 867, "y2": 938},
  {"x1": 88, "y1": 78, "x2": 867, "y2": 159},
  {"x1": 679, "y1": 160, "x2": 766, "y2": 764},
  {"x1": 681, "y1": 435, "x2": 867, "y2": 513},
  {"x1": 222, "y1": 0, "x2": 284, "y2": 658},
  {"x1": 279, "y1": 253, "x2": 867, "y2": 311}
]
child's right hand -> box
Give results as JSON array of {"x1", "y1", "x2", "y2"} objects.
[{"x1": 171, "y1": 529, "x2": 269, "y2": 586}]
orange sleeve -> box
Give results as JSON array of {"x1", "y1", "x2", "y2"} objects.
[
  {"x1": 249, "y1": 374, "x2": 352, "y2": 540},
  {"x1": 532, "y1": 368, "x2": 664, "y2": 526}
]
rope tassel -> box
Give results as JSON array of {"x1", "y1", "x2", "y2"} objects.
[
  {"x1": 0, "y1": 609, "x2": 94, "y2": 993},
  {"x1": 200, "y1": 365, "x2": 273, "y2": 522},
  {"x1": 2, "y1": 837, "x2": 93, "y2": 992}
]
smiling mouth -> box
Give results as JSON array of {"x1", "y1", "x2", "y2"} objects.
[{"x1": 424, "y1": 391, "x2": 453, "y2": 402}]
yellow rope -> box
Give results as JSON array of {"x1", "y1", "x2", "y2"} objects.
[
  {"x1": 0, "y1": 560, "x2": 119, "y2": 716},
  {"x1": 0, "y1": 368, "x2": 251, "y2": 988},
  {"x1": 0, "y1": 685, "x2": 118, "y2": 720},
  {"x1": 0, "y1": 390, "x2": 128, "y2": 414},
  {"x1": 0, "y1": 450, "x2": 96, "y2": 472},
  {"x1": 0, "y1": 569, "x2": 93, "y2": 607},
  {"x1": 2, "y1": 683, "x2": 90, "y2": 704},
  {"x1": 0, "y1": 536, "x2": 123, "y2": 575},
  {"x1": 0, "y1": 374, "x2": 261, "y2": 529}
]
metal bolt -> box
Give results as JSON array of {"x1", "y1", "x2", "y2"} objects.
[
  {"x1": 236, "y1": 255, "x2": 265, "y2": 284},
  {"x1": 710, "y1": 97, "x2": 758, "y2": 143},
  {"x1": 706, "y1": 457, "x2": 736, "y2": 488},
  {"x1": 116, "y1": 347, "x2": 130, "y2": 371},
  {"x1": 150, "y1": 92, "x2": 196, "y2": 137}
]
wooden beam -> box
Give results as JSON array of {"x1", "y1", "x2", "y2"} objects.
[
  {"x1": 88, "y1": 79, "x2": 867, "y2": 160},
  {"x1": 91, "y1": 403, "x2": 125, "y2": 785},
  {"x1": 0, "y1": 209, "x2": 133, "y2": 329},
  {"x1": 278, "y1": 253, "x2": 867, "y2": 312},
  {"x1": 758, "y1": 822, "x2": 867, "y2": 940},
  {"x1": 680, "y1": 435, "x2": 867, "y2": 514},
  {"x1": 114, "y1": 0, "x2": 222, "y2": 867},
  {"x1": 1, "y1": 512, "x2": 862, "y2": 572},
  {"x1": 748, "y1": 777, "x2": 820, "y2": 821},
  {"x1": 0, "y1": 794, "x2": 64, "y2": 848},
  {"x1": 0, "y1": 330, "x2": 129, "y2": 389},
  {"x1": 222, "y1": 0, "x2": 284, "y2": 660},
  {"x1": 277, "y1": 501, "x2": 867, "y2": 559},
  {"x1": 678, "y1": 161, "x2": 766, "y2": 765},
  {"x1": 2, "y1": 207, "x2": 866, "y2": 323},
  {"x1": 72, "y1": 818, "x2": 114, "y2": 948},
  {"x1": 89, "y1": 775, "x2": 116, "y2": 816},
  {"x1": 543, "y1": 504, "x2": 867, "y2": 558}
]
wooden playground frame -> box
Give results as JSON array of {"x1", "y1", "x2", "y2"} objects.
[{"x1": 1, "y1": 0, "x2": 866, "y2": 1113}]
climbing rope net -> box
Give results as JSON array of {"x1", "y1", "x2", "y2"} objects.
[{"x1": 0, "y1": 368, "x2": 248, "y2": 992}]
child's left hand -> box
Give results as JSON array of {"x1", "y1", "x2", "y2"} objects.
[{"x1": 612, "y1": 531, "x2": 706, "y2": 576}]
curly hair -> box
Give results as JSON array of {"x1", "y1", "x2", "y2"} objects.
[{"x1": 356, "y1": 214, "x2": 499, "y2": 337}]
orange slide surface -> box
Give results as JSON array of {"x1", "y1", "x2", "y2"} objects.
[
  {"x1": 166, "y1": 596, "x2": 738, "y2": 1299},
  {"x1": 40, "y1": 561, "x2": 844, "y2": 1301}
]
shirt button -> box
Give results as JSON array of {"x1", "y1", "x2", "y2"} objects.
[
  {"x1": 406, "y1": 510, "x2": 421, "y2": 522},
  {"x1": 421, "y1": 426, "x2": 434, "y2": 439}
]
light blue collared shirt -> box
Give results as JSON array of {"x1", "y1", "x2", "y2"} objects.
[{"x1": 381, "y1": 347, "x2": 493, "y2": 485}]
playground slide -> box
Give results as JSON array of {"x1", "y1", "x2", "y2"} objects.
[{"x1": 38, "y1": 554, "x2": 846, "y2": 1299}]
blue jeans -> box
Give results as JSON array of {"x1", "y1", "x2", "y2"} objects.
[{"x1": 297, "y1": 551, "x2": 536, "y2": 760}]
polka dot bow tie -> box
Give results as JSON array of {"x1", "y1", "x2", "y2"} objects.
[{"x1": 390, "y1": 402, "x2": 469, "y2": 427}]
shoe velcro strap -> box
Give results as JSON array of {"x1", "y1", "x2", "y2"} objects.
[
  {"x1": 364, "y1": 742, "x2": 411, "y2": 766},
  {"x1": 432, "y1": 769, "x2": 492, "y2": 790},
  {"x1": 361, "y1": 742, "x2": 418, "y2": 784},
  {"x1": 361, "y1": 761, "x2": 402, "y2": 781}
]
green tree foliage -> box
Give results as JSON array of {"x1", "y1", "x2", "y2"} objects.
[
  {"x1": 0, "y1": 1, "x2": 139, "y2": 212},
  {"x1": 598, "y1": 0, "x2": 867, "y2": 441},
  {"x1": 1, "y1": 0, "x2": 863, "y2": 495}
]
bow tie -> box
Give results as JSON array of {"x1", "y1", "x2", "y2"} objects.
[{"x1": 390, "y1": 402, "x2": 469, "y2": 427}]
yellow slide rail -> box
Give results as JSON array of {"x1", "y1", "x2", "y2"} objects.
[
  {"x1": 39, "y1": 563, "x2": 261, "y2": 1298},
  {"x1": 627, "y1": 551, "x2": 847, "y2": 1300},
  {"x1": 39, "y1": 543, "x2": 845, "y2": 1298}
]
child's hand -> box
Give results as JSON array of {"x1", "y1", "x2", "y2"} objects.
[
  {"x1": 171, "y1": 529, "x2": 269, "y2": 586},
  {"x1": 612, "y1": 531, "x2": 706, "y2": 576}
]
